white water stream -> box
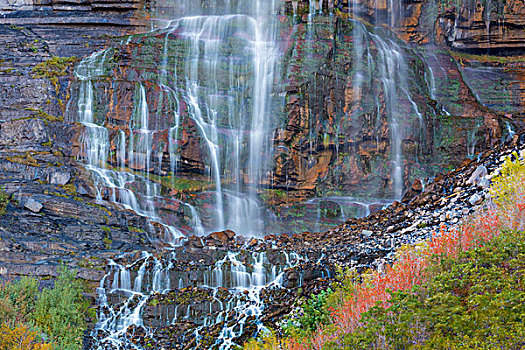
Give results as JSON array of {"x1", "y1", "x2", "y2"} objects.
[{"x1": 93, "y1": 251, "x2": 306, "y2": 349}]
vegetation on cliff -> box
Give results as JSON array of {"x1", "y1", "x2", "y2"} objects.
[
  {"x1": 245, "y1": 153, "x2": 525, "y2": 349},
  {"x1": 0, "y1": 187, "x2": 10, "y2": 216},
  {"x1": 0, "y1": 267, "x2": 89, "y2": 350},
  {"x1": 31, "y1": 56, "x2": 79, "y2": 108}
]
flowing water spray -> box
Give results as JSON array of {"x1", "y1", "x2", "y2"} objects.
[
  {"x1": 345, "y1": 18, "x2": 425, "y2": 199},
  {"x1": 93, "y1": 250, "x2": 306, "y2": 349},
  {"x1": 74, "y1": 0, "x2": 281, "y2": 237}
]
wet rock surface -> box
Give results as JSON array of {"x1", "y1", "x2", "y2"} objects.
[
  {"x1": 82, "y1": 133, "x2": 525, "y2": 349},
  {"x1": 0, "y1": 0, "x2": 156, "y2": 286}
]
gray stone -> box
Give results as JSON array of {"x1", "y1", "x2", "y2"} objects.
[
  {"x1": 24, "y1": 198, "x2": 43, "y2": 213},
  {"x1": 362, "y1": 230, "x2": 373, "y2": 237},
  {"x1": 50, "y1": 171, "x2": 71, "y2": 185},
  {"x1": 467, "y1": 165, "x2": 488, "y2": 186},
  {"x1": 468, "y1": 193, "x2": 483, "y2": 206},
  {"x1": 478, "y1": 177, "x2": 490, "y2": 189}
]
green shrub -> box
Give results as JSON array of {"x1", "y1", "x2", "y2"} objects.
[
  {"x1": 31, "y1": 267, "x2": 87, "y2": 350},
  {"x1": 329, "y1": 229, "x2": 525, "y2": 349},
  {"x1": 298, "y1": 288, "x2": 333, "y2": 332},
  {"x1": 244, "y1": 330, "x2": 291, "y2": 350},
  {"x1": 0, "y1": 277, "x2": 38, "y2": 324}
]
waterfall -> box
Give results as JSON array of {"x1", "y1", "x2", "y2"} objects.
[
  {"x1": 75, "y1": 1, "x2": 441, "y2": 348},
  {"x1": 93, "y1": 250, "x2": 306, "y2": 349},
  {"x1": 74, "y1": 0, "x2": 281, "y2": 237},
  {"x1": 175, "y1": 2, "x2": 280, "y2": 235},
  {"x1": 344, "y1": 17, "x2": 427, "y2": 200},
  {"x1": 74, "y1": 49, "x2": 184, "y2": 242}
]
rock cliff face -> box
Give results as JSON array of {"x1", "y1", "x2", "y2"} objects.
[
  {"x1": 0, "y1": 0, "x2": 156, "y2": 284},
  {"x1": 2, "y1": 0, "x2": 520, "y2": 256},
  {"x1": 0, "y1": 0, "x2": 521, "y2": 275},
  {"x1": 274, "y1": 0, "x2": 523, "y2": 200},
  {"x1": 60, "y1": 2, "x2": 508, "y2": 212},
  {"x1": 273, "y1": 14, "x2": 497, "y2": 199},
  {"x1": 437, "y1": 0, "x2": 525, "y2": 53}
]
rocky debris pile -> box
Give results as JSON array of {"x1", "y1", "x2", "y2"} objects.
[{"x1": 259, "y1": 134, "x2": 525, "y2": 299}]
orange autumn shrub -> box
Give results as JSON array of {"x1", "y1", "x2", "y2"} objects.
[
  {"x1": 0, "y1": 324, "x2": 51, "y2": 350},
  {"x1": 285, "y1": 207, "x2": 504, "y2": 350}
]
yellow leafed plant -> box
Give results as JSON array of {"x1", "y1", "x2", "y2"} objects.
[{"x1": 0, "y1": 324, "x2": 51, "y2": 350}]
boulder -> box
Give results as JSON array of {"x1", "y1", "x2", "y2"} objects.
[
  {"x1": 402, "y1": 179, "x2": 423, "y2": 203},
  {"x1": 49, "y1": 171, "x2": 71, "y2": 185},
  {"x1": 466, "y1": 165, "x2": 488, "y2": 186},
  {"x1": 24, "y1": 198, "x2": 43, "y2": 213},
  {"x1": 468, "y1": 193, "x2": 483, "y2": 206}
]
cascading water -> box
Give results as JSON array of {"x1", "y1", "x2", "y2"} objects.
[
  {"x1": 92, "y1": 250, "x2": 306, "y2": 349},
  {"x1": 71, "y1": 0, "x2": 451, "y2": 348},
  {"x1": 75, "y1": 49, "x2": 183, "y2": 242},
  {"x1": 164, "y1": 0, "x2": 282, "y2": 236},
  {"x1": 72, "y1": 0, "x2": 438, "y2": 238},
  {"x1": 75, "y1": 1, "x2": 301, "y2": 349},
  {"x1": 73, "y1": 0, "x2": 282, "y2": 237},
  {"x1": 347, "y1": 8, "x2": 426, "y2": 200}
]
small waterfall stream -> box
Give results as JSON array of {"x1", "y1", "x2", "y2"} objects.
[{"x1": 93, "y1": 250, "x2": 306, "y2": 349}]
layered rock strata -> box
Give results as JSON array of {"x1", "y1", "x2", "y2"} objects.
[{"x1": 0, "y1": 0, "x2": 155, "y2": 284}]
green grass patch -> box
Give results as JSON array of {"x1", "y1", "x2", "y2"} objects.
[
  {"x1": 147, "y1": 173, "x2": 212, "y2": 192},
  {"x1": 450, "y1": 51, "x2": 525, "y2": 64},
  {"x1": 25, "y1": 108, "x2": 64, "y2": 123},
  {"x1": 128, "y1": 225, "x2": 146, "y2": 233}
]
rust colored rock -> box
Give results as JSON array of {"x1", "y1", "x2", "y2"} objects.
[
  {"x1": 186, "y1": 235, "x2": 204, "y2": 249},
  {"x1": 438, "y1": 0, "x2": 525, "y2": 53},
  {"x1": 402, "y1": 179, "x2": 424, "y2": 204},
  {"x1": 208, "y1": 231, "x2": 228, "y2": 245},
  {"x1": 223, "y1": 229, "x2": 236, "y2": 240},
  {"x1": 208, "y1": 230, "x2": 236, "y2": 245}
]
